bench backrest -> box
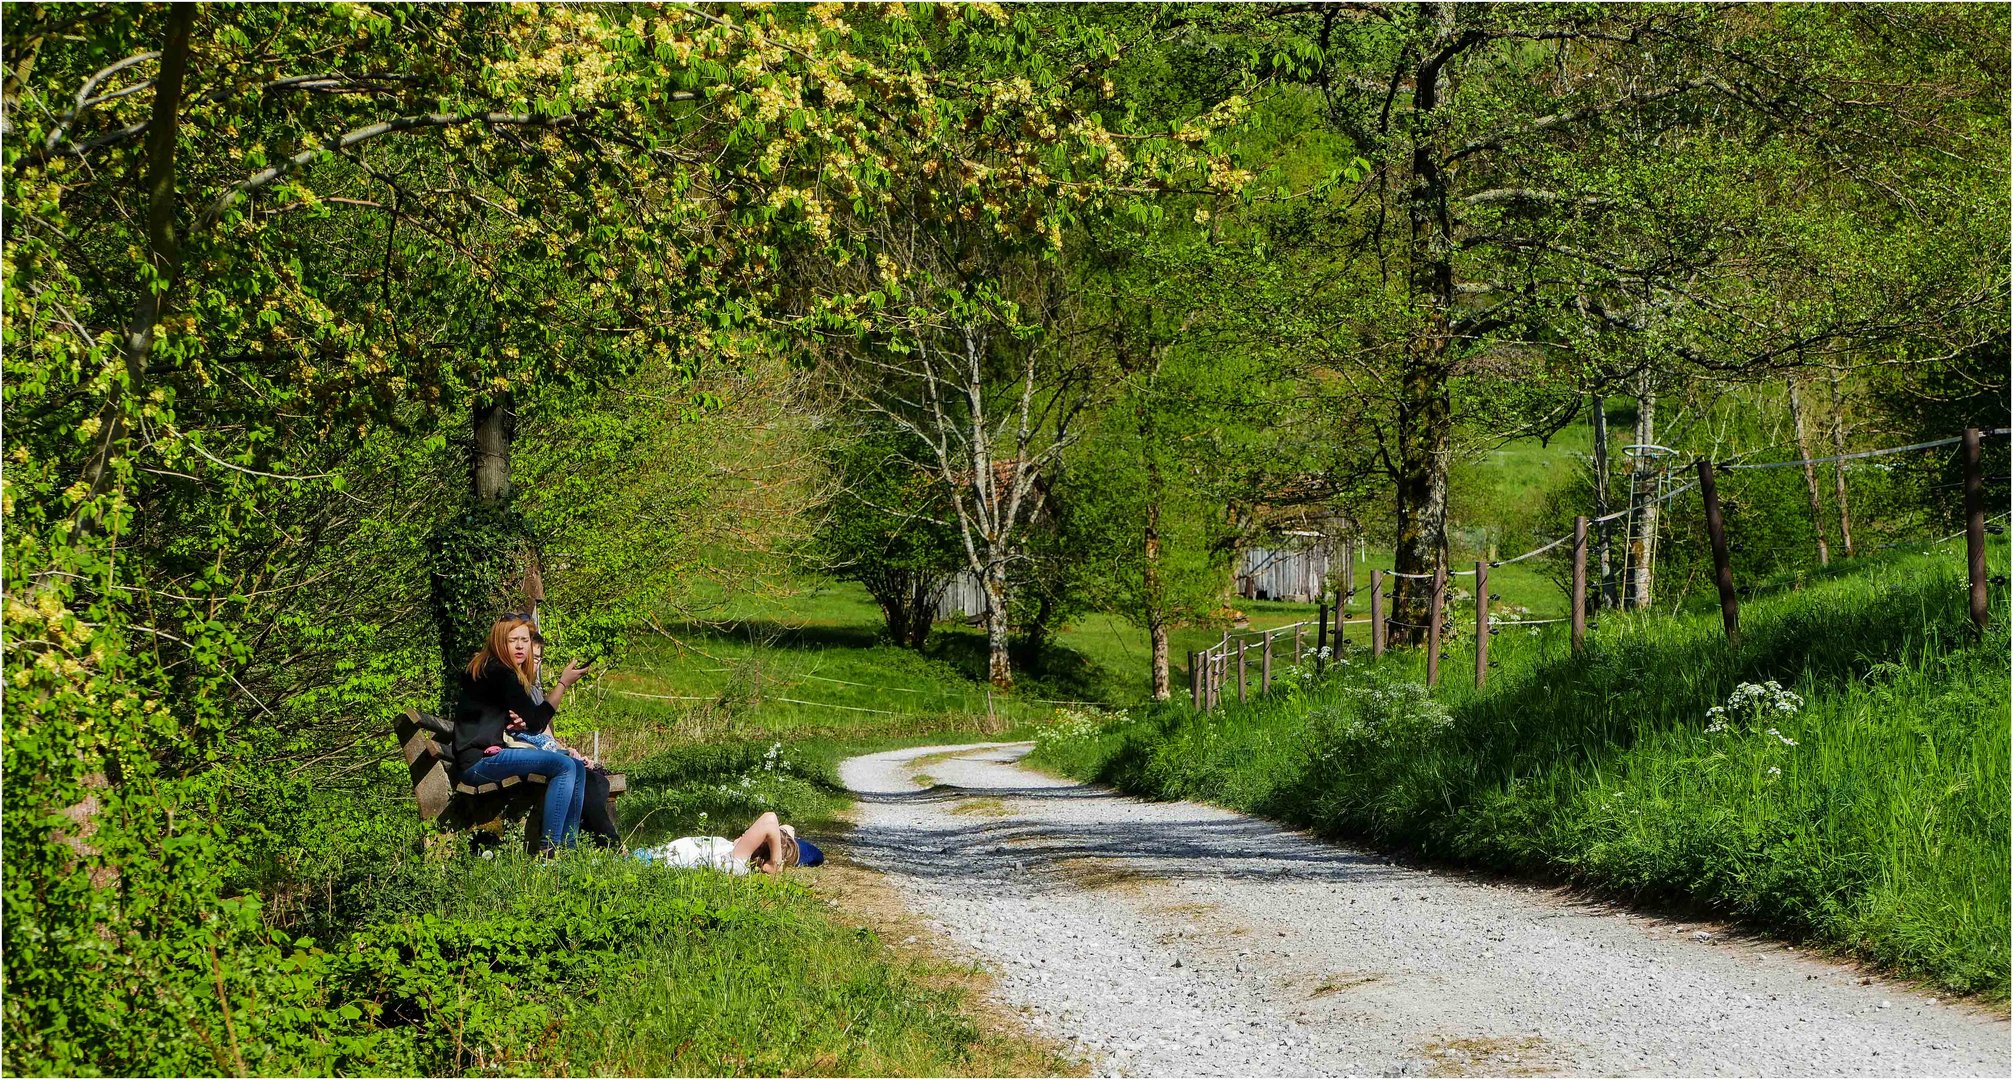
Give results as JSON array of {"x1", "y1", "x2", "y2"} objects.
[{"x1": 396, "y1": 709, "x2": 456, "y2": 821}]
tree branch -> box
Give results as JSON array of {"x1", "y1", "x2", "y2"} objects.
[{"x1": 196, "y1": 110, "x2": 581, "y2": 232}]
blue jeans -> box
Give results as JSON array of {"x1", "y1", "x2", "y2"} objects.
[{"x1": 463, "y1": 748, "x2": 586, "y2": 852}]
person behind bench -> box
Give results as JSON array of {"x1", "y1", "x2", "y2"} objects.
[
  {"x1": 453, "y1": 615, "x2": 591, "y2": 855},
  {"x1": 514, "y1": 632, "x2": 622, "y2": 849}
]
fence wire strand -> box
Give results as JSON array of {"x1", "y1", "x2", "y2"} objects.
[{"x1": 1722, "y1": 433, "x2": 1976, "y2": 471}]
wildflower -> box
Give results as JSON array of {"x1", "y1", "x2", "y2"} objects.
[
  {"x1": 1767, "y1": 766, "x2": 1782, "y2": 777},
  {"x1": 1767, "y1": 728, "x2": 1797, "y2": 747},
  {"x1": 1708, "y1": 681, "x2": 1804, "y2": 732}
]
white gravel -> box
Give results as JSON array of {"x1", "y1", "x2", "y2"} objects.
[{"x1": 838, "y1": 742, "x2": 2010, "y2": 1078}]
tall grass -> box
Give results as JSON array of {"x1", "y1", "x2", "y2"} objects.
[{"x1": 1032, "y1": 548, "x2": 2011, "y2": 997}]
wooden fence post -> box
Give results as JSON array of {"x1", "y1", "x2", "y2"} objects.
[
  {"x1": 1237, "y1": 640, "x2": 1248, "y2": 702},
  {"x1": 1293, "y1": 623, "x2": 1304, "y2": 665},
  {"x1": 1370, "y1": 570, "x2": 1386, "y2": 658},
  {"x1": 1427, "y1": 566, "x2": 1445, "y2": 686},
  {"x1": 1965, "y1": 427, "x2": 1988, "y2": 632},
  {"x1": 1189, "y1": 650, "x2": 1201, "y2": 708},
  {"x1": 1316, "y1": 600, "x2": 1329, "y2": 670},
  {"x1": 1199, "y1": 649, "x2": 1208, "y2": 711},
  {"x1": 1571, "y1": 516, "x2": 1588, "y2": 656},
  {"x1": 1212, "y1": 648, "x2": 1224, "y2": 708},
  {"x1": 1474, "y1": 560, "x2": 1489, "y2": 689},
  {"x1": 1698, "y1": 460, "x2": 1739, "y2": 646},
  {"x1": 1262, "y1": 631, "x2": 1274, "y2": 693}
]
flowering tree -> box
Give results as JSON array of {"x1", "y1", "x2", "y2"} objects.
[{"x1": 5, "y1": 2, "x2": 1165, "y2": 1064}]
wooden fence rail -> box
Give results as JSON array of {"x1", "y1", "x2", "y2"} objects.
[{"x1": 1185, "y1": 428, "x2": 2006, "y2": 711}]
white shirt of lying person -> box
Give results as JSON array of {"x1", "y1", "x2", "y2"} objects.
[{"x1": 634, "y1": 836, "x2": 749, "y2": 876}]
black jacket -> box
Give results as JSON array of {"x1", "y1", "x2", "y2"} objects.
[{"x1": 451, "y1": 657, "x2": 555, "y2": 771}]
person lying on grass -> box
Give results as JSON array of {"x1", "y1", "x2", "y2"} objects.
[
  {"x1": 452, "y1": 615, "x2": 591, "y2": 855},
  {"x1": 633, "y1": 811, "x2": 824, "y2": 876}
]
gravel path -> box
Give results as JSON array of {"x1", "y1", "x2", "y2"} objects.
[{"x1": 838, "y1": 742, "x2": 2009, "y2": 1078}]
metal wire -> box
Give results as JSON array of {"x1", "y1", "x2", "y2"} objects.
[
  {"x1": 1722, "y1": 434, "x2": 1965, "y2": 471},
  {"x1": 1492, "y1": 533, "x2": 1572, "y2": 567},
  {"x1": 1488, "y1": 480, "x2": 1699, "y2": 570},
  {"x1": 1365, "y1": 428, "x2": 1991, "y2": 594}
]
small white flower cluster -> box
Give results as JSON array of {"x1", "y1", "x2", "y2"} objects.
[
  {"x1": 1311, "y1": 680, "x2": 1453, "y2": 751},
  {"x1": 712, "y1": 742, "x2": 796, "y2": 808},
  {"x1": 1035, "y1": 705, "x2": 1126, "y2": 751},
  {"x1": 1704, "y1": 680, "x2": 1804, "y2": 734}
]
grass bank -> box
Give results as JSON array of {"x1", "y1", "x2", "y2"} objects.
[
  {"x1": 1029, "y1": 548, "x2": 2011, "y2": 998},
  {"x1": 182, "y1": 593, "x2": 1074, "y2": 1077}
]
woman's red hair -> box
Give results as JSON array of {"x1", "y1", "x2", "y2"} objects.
[{"x1": 466, "y1": 617, "x2": 536, "y2": 690}]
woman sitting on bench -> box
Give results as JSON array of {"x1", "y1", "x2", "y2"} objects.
[{"x1": 453, "y1": 616, "x2": 591, "y2": 855}]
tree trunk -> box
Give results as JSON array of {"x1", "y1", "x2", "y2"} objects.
[
  {"x1": 905, "y1": 572, "x2": 937, "y2": 650},
  {"x1": 1143, "y1": 490, "x2": 1170, "y2": 701},
  {"x1": 1625, "y1": 390, "x2": 1657, "y2": 610},
  {"x1": 78, "y1": 5, "x2": 195, "y2": 500},
  {"x1": 472, "y1": 393, "x2": 514, "y2": 503},
  {"x1": 982, "y1": 560, "x2": 1012, "y2": 690},
  {"x1": 57, "y1": 4, "x2": 195, "y2": 892},
  {"x1": 1786, "y1": 377, "x2": 1831, "y2": 566},
  {"x1": 1391, "y1": 353, "x2": 1453, "y2": 643},
  {"x1": 1591, "y1": 393, "x2": 1617, "y2": 609},
  {"x1": 1827, "y1": 365, "x2": 1855, "y2": 557},
  {"x1": 1390, "y1": 3, "x2": 1461, "y2": 645}
]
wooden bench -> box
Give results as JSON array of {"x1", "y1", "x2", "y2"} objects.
[{"x1": 397, "y1": 709, "x2": 627, "y2": 853}]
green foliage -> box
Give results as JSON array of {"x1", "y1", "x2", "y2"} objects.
[
  {"x1": 426, "y1": 501, "x2": 537, "y2": 682},
  {"x1": 812, "y1": 421, "x2": 965, "y2": 650},
  {"x1": 1033, "y1": 548, "x2": 2012, "y2": 997},
  {"x1": 3, "y1": 3, "x2": 2005, "y2": 1072}
]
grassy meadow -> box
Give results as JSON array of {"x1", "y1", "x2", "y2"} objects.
[{"x1": 1028, "y1": 544, "x2": 2012, "y2": 998}]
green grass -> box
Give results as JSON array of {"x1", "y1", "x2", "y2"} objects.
[
  {"x1": 259, "y1": 849, "x2": 1071, "y2": 1077},
  {"x1": 1029, "y1": 546, "x2": 2012, "y2": 998},
  {"x1": 563, "y1": 581, "x2": 1111, "y2": 768},
  {"x1": 478, "y1": 854, "x2": 1071, "y2": 1077}
]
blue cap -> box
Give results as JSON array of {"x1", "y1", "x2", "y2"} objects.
[{"x1": 795, "y1": 837, "x2": 825, "y2": 867}]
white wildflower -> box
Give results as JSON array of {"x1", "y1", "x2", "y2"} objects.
[{"x1": 1709, "y1": 681, "x2": 1804, "y2": 733}]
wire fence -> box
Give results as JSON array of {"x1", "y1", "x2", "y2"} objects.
[{"x1": 1188, "y1": 426, "x2": 2008, "y2": 711}]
